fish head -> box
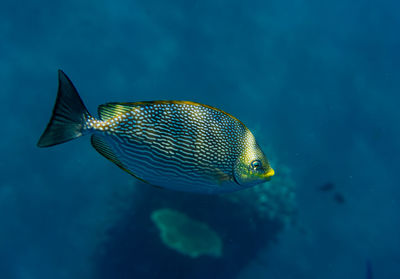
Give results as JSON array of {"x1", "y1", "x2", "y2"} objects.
[{"x1": 233, "y1": 131, "x2": 274, "y2": 187}]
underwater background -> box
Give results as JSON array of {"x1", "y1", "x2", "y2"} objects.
[{"x1": 0, "y1": 0, "x2": 399, "y2": 278}]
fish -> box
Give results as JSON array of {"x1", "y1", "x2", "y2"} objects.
[
  {"x1": 318, "y1": 182, "x2": 335, "y2": 192},
  {"x1": 38, "y1": 70, "x2": 274, "y2": 194},
  {"x1": 333, "y1": 192, "x2": 346, "y2": 204}
]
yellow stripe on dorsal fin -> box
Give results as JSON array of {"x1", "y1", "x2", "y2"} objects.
[
  {"x1": 98, "y1": 100, "x2": 246, "y2": 127},
  {"x1": 97, "y1": 103, "x2": 135, "y2": 121},
  {"x1": 90, "y1": 134, "x2": 150, "y2": 185}
]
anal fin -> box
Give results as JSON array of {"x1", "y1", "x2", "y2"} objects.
[{"x1": 91, "y1": 134, "x2": 150, "y2": 185}]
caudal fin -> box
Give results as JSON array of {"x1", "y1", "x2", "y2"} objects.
[{"x1": 37, "y1": 70, "x2": 91, "y2": 147}]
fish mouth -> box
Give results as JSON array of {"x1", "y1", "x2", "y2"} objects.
[{"x1": 262, "y1": 168, "x2": 275, "y2": 181}]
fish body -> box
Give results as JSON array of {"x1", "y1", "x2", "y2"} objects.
[{"x1": 38, "y1": 70, "x2": 274, "y2": 194}]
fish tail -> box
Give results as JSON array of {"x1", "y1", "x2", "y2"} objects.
[{"x1": 37, "y1": 70, "x2": 92, "y2": 147}]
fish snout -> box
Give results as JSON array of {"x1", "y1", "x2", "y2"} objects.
[{"x1": 262, "y1": 168, "x2": 275, "y2": 181}]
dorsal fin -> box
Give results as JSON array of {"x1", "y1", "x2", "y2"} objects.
[
  {"x1": 90, "y1": 134, "x2": 150, "y2": 184},
  {"x1": 97, "y1": 103, "x2": 134, "y2": 121}
]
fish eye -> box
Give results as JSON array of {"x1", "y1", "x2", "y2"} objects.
[{"x1": 251, "y1": 160, "x2": 262, "y2": 170}]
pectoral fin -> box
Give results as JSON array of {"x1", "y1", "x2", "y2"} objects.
[{"x1": 212, "y1": 168, "x2": 233, "y2": 186}]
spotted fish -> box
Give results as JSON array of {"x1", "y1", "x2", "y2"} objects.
[{"x1": 38, "y1": 70, "x2": 274, "y2": 194}]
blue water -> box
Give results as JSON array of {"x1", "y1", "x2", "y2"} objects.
[{"x1": 1, "y1": 0, "x2": 399, "y2": 278}]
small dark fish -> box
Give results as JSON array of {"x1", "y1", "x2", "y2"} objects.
[
  {"x1": 37, "y1": 70, "x2": 274, "y2": 194},
  {"x1": 333, "y1": 192, "x2": 346, "y2": 204},
  {"x1": 318, "y1": 182, "x2": 335, "y2": 192}
]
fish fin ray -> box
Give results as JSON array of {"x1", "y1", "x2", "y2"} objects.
[
  {"x1": 97, "y1": 103, "x2": 134, "y2": 121},
  {"x1": 91, "y1": 135, "x2": 151, "y2": 184},
  {"x1": 38, "y1": 70, "x2": 91, "y2": 147},
  {"x1": 212, "y1": 168, "x2": 233, "y2": 186}
]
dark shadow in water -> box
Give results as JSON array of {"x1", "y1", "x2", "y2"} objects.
[{"x1": 93, "y1": 184, "x2": 284, "y2": 279}]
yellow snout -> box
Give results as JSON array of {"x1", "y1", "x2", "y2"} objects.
[{"x1": 263, "y1": 168, "x2": 275, "y2": 180}]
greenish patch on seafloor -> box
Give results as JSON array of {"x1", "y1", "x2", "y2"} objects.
[{"x1": 151, "y1": 208, "x2": 222, "y2": 258}]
